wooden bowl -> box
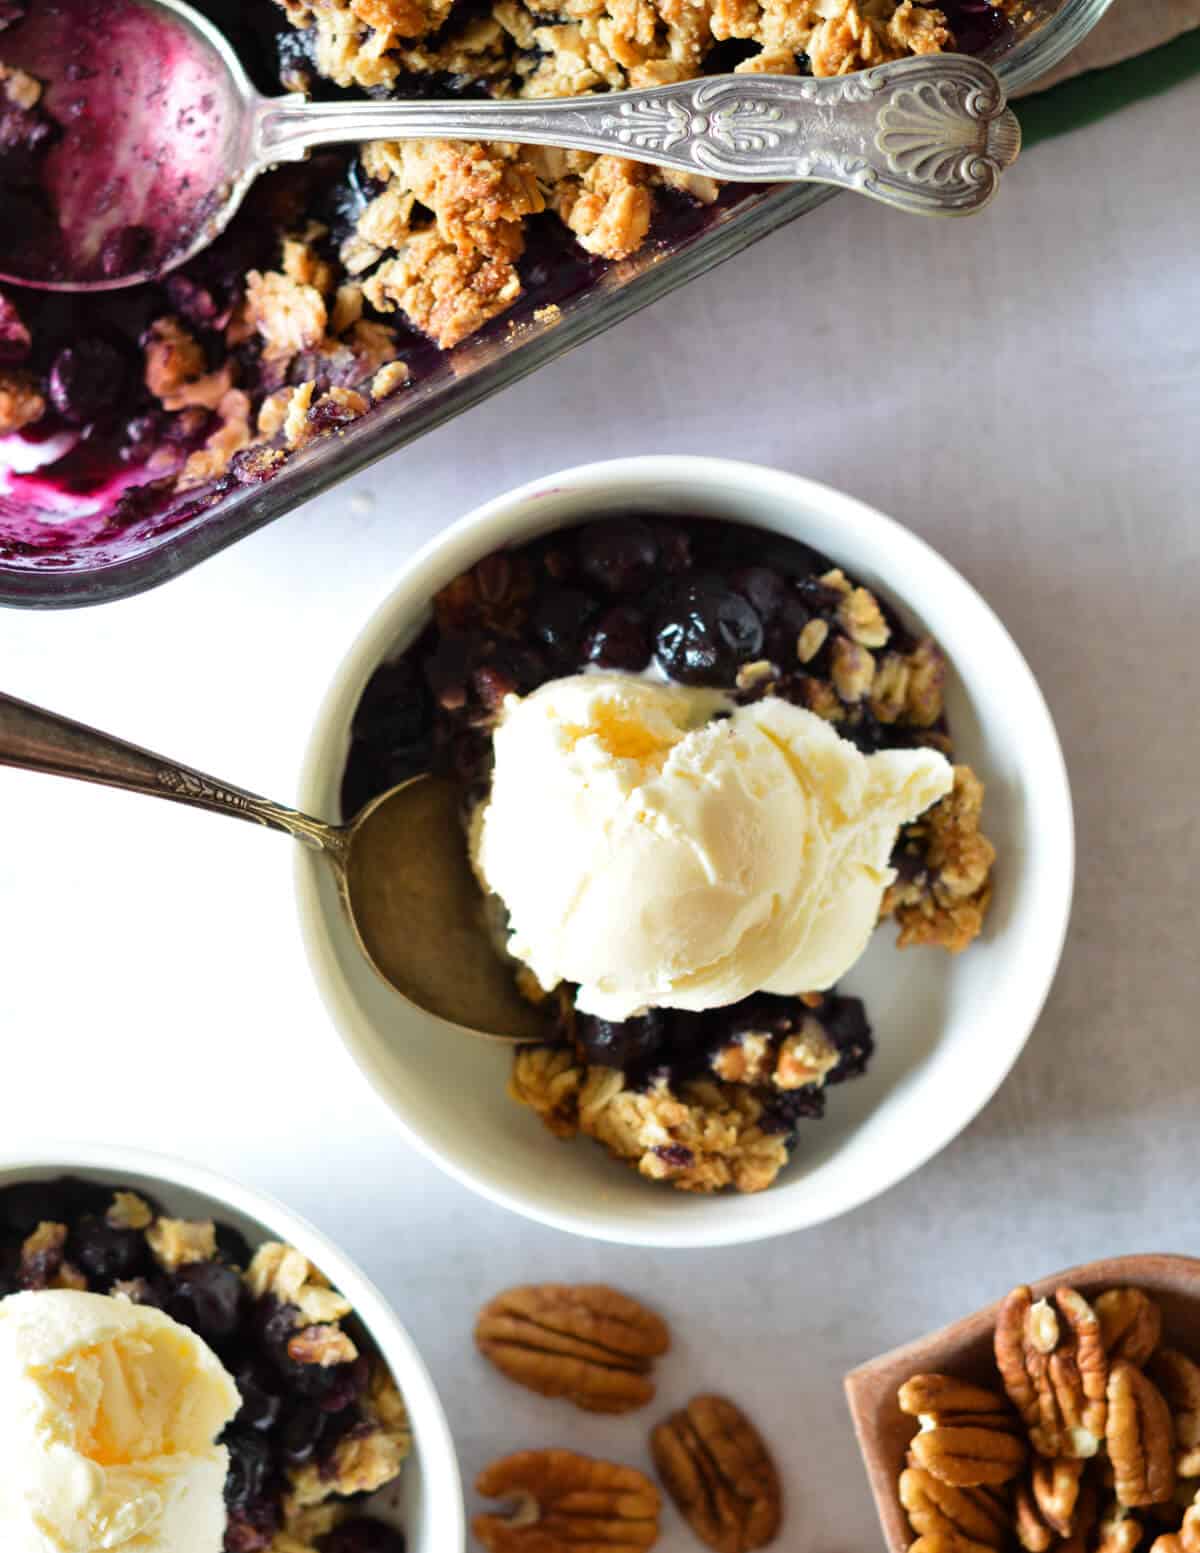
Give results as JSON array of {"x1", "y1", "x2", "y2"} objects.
[{"x1": 844, "y1": 1254, "x2": 1200, "y2": 1552}]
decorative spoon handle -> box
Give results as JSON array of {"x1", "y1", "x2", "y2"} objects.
[
  {"x1": 0, "y1": 691, "x2": 335, "y2": 850},
  {"x1": 255, "y1": 53, "x2": 1019, "y2": 218}
]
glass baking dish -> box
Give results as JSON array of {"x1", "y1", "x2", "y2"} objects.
[{"x1": 0, "y1": 0, "x2": 1111, "y2": 608}]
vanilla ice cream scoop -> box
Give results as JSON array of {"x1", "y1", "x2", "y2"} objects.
[
  {"x1": 0, "y1": 1289, "x2": 240, "y2": 1553},
  {"x1": 473, "y1": 672, "x2": 954, "y2": 1020}
]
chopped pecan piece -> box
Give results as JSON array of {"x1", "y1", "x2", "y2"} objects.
[
  {"x1": 905, "y1": 637, "x2": 947, "y2": 726},
  {"x1": 1108, "y1": 1360, "x2": 1176, "y2": 1508},
  {"x1": 837, "y1": 585, "x2": 890, "y2": 648},
  {"x1": 474, "y1": 1283, "x2": 669, "y2": 1414},
  {"x1": 651, "y1": 1395, "x2": 781, "y2": 1553},
  {"x1": 911, "y1": 1422, "x2": 1027, "y2": 1488},
  {"x1": 146, "y1": 1216, "x2": 217, "y2": 1272},
  {"x1": 473, "y1": 1449, "x2": 659, "y2": 1552},
  {"x1": 245, "y1": 1242, "x2": 352, "y2": 1325},
  {"x1": 831, "y1": 636, "x2": 875, "y2": 702},
  {"x1": 19, "y1": 1221, "x2": 86, "y2": 1290},
  {"x1": 995, "y1": 1286, "x2": 1108, "y2": 1458},
  {"x1": 1098, "y1": 1290, "x2": 1164, "y2": 1368},
  {"x1": 106, "y1": 1191, "x2": 153, "y2": 1231},
  {"x1": 899, "y1": 1465, "x2": 1010, "y2": 1550},
  {"x1": 287, "y1": 1324, "x2": 359, "y2": 1368},
  {"x1": 1150, "y1": 1352, "x2": 1200, "y2": 1477},
  {"x1": 796, "y1": 618, "x2": 828, "y2": 663}
]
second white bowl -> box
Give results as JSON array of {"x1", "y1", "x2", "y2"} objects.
[
  {"x1": 296, "y1": 456, "x2": 1074, "y2": 1248},
  {"x1": 0, "y1": 1145, "x2": 464, "y2": 1552}
]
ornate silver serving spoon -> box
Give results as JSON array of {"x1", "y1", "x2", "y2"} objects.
[
  {"x1": 0, "y1": 691, "x2": 545, "y2": 1042},
  {"x1": 0, "y1": 0, "x2": 1021, "y2": 291}
]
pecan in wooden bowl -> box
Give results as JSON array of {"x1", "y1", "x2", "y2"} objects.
[{"x1": 844, "y1": 1256, "x2": 1200, "y2": 1553}]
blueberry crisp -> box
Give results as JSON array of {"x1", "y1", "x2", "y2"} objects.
[
  {"x1": 0, "y1": 1175, "x2": 410, "y2": 1553},
  {"x1": 1, "y1": 0, "x2": 1016, "y2": 540},
  {"x1": 342, "y1": 515, "x2": 996, "y2": 1194}
]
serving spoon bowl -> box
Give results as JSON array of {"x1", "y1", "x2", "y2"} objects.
[
  {"x1": 0, "y1": 690, "x2": 544, "y2": 1042},
  {"x1": 0, "y1": 0, "x2": 1021, "y2": 291}
]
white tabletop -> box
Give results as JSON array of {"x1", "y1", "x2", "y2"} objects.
[{"x1": 3, "y1": 77, "x2": 1199, "y2": 1550}]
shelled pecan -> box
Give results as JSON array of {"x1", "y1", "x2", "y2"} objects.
[
  {"x1": 1108, "y1": 1361, "x2": 1177, "y2": 1508},
  {"x1": 900, "y1": 1465, "x2": 1011, "y2": 1550},
  {"x1": 475, "y1": 1283, "x2": 669, "y2": 1414},
  {"x1": 473, "y1": 1449, "x2": 660, "y2": 1553},
  {"x1": 651, "y1": 1395, "x2": 781, "y2": 1553},
  {"x1": 1098, "y1": 1292, "x2": 1164, "y2": 1370},
  {"x1": 1150, "y1": 1351, "x2": 1200, "y2": 1477},
  {"x1": 996, "y1": 1286, "x2": 1109, "y2": 1459}
]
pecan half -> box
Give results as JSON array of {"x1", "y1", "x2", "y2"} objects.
[
  {"x1": 899, "y1": 1375, "x2": 1017, "y2": 1430},
  {"x1": 1108, "y1": 1360, "x2": 1177, "y2": 1508},
  {"x1": 475, "y1": 1284, "x2": 669, "y2": 1414},
  {"x1": 1098, "y1": 1291, "x2": 1164, "y2": 1368},
  {"x1": 995, "y1": 1286, "x2": 1108, "y2": 1458},
  {"x1": 1031, "y1": 1456, "x2": 1086, "y2": 1536},
  {"x1": 650, "y1": 1395, "x2": 781, "y2": 1553},
  {"x1": 899, "y1": 1466, "x2": 1010, "y2": 1550},
  {"x1": 1150, "y1": 1352, "x2": 1200, "y2": 1477},
  {"x1": 473, "y1": 1450, "x2": 659, "y2": 1553},
  {"x1": 910, "y1": 1423, "x2": 1027, "y2": 1487}
]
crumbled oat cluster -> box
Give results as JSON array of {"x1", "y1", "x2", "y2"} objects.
[
  {"x1": 343, "y1": 514, "x2": 998, "y2": 1195},
  {"x1": 0, "y1": 1176, "x2": 410, "y2": 1553},
  {"x1": 511, "y1": 1048, "x2": 794, "y2": 1193}
]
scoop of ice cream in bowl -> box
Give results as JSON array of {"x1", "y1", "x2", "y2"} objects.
[
  {"x1": 296, "y1": 455, "x2": 1074, "y2": 1248},
  {"x1": 0, "y1": 1145, "x2": 464, "y2": 1552},
  {"x1": 473, "y1": 673, "x2": 953, "y2": 1022}
]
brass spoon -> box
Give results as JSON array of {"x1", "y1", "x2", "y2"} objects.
[
  {"x1": 0, "y1": 0, "x2": 1020, "y2": 291},
  {"x1": 0, "y1": 691, "x2": 543, "y2": 1042}
]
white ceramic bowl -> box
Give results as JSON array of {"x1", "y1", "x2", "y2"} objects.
[
  {"x1": 296, "y1": 456, "x2": 1074, "y2": 1249},
  {"x1": 0, "y1": 1144, "x2": 464, "y2": 1553}
]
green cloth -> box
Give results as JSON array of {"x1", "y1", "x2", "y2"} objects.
[{"x1": 1018, "y1": 25, "x2": 1200, "y2": 146}]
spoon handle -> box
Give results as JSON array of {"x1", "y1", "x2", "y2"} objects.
[
  {"x1": 0, "y1": 692, "x2": 337, "y2": 853},
  {"x1": 254, "y1": 54, "x2": 1019, "y2": 218}
]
